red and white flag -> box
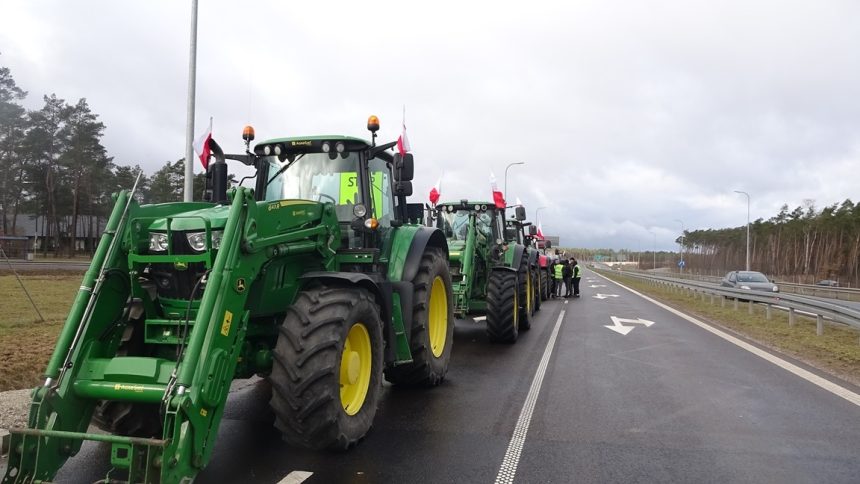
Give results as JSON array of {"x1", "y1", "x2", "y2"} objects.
[
  {"x1": 515, "y1": 197, "x2": 523, "y2": 206},
  {"x1": 537, "y1": 222, "x2": 544, "y2": 239},
  {"x1": 193, "y1": 118, "x2": 213, "y2": 170},
  {"x1": 397, "y1": 108, "x2": 411, "y2": 156},
  {"x1": 429, "y1": 177, "x2": 441, "y2": 206},
  {"x1": 490, "y1": 172, "x2": 505, "y2": 208}
]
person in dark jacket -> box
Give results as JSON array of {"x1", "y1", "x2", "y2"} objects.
[
  {"x1": 562, "y1": 260, "x2": 573, "y2": 297},
  {"x1": 571, "y1": 258, "x2": 582, "y2": 297}
]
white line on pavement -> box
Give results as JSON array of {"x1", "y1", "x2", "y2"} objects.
[
  {"x1": 596, "y1": 273, "x2": 860, "y2": 408},
  {"x1": 495, "y1": 309, "x2": 566, "y2": 484},
  {"x1": 278, "y1": 471, "x2": 313, "y2": 484}
]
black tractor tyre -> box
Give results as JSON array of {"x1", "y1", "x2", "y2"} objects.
[
  {"x1": 384, "y1": 247, "x2": 454, "y2": 387},
  {"x1": 92, "y1": 319, "x2": 162, "y2": 437},
  {"x1": 486, "y1": 269, "x2": 520, "y2": 343},
  {"x1": 533, "y1": 266, "x2": 542, "y2": 312},
  {"x1": 269, "y1": 286, "x2": 384, "y2": 451},
  {"x1": 518, "y1": 257, "x2": 534, "y2": 331},
  {"x1": 540, "y1": 269, "x2": 550, "y2": 301}
]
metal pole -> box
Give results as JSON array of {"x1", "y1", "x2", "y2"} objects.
[
  {"x1": 504, "y1": 162, "x2": 525, "y2": 202},
  {"x1": 183, "y1": 0, "x2": 199, "y2": 202},
  {"x1": 674, "y1": 219, "x2": 685, "y2": 273},
  {"x1": 734, "y1": 190, "x2": 750, "y2": 271},
  {"x1": 535, "y1": 206, "x2": 547, "y2": 221}
]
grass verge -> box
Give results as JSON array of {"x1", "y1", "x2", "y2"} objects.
[
  {"x1": 0, "y1": 275, "x2": 81, "y2": 391},
  {"x1": 599, "y1": 271, "x2": 860, "y2": 387}
]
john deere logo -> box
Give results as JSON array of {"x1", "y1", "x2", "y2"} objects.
[
  {"x1": 174, "y1": 261, "x2": 188, "y2": 271},
  {"x1": 235, "y1": 278, "x2": 246, "y2": 293}
]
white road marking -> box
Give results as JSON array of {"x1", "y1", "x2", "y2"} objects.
[
  {"x1": 596, "y1": 273, "x2": 860, "y2": 408},
  {"x1": 495, "y1": 309, "x2": 566, "y2": 484},
  {"x1": 589, "y1": 284, "x2": 607, "y2": 288},
  {"x1": 592, "y1": 293, "x2": 620, "y2": 300},
  {"x1": 564, "y1": 299, "x2": 569, "y2": 304},
  {"x1": 278, "y1": 471, "x2": 313, "y2": 484},
  {"x1": 604, "y1": 316, "x2": 656, "y2": 335},
  {"x1": 474, "y1": 316, "x2": 487, "y2": 322}
]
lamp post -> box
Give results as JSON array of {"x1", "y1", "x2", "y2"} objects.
[
  {"x1": 504, "y1": 162, "x2": 525, "y2": 202},
  {"x1": 535, "y1": 206, "x2": 547, "y2": 221},
  {"x1": 648, "y1": 231, "x2": 656, "y2": 270},
  {"x1": 674, "y1": 219, "x2": 685, "y2": 273},
  {"x1": 734, "y1": 190, "x2": 750, "y2": 271}
]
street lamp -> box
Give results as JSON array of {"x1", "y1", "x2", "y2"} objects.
[
  {"x1": 674, "y1": 219, "x2": 685, "y2": 273},
  {"x1": 504, "y1": 162, "x2": 525, "y2": 201},
  {"x1": 648, "y1": 231, "x2": 656, "y2": 270},
  {"x1": 734, "y1": 190, "x2": 751, "y2": 271}
]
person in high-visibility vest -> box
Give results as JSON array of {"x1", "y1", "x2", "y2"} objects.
[
  {"x1": 553, "y1": 259, "x2": 564, "y2": 298},
  {"x1": 571, "y1": 258, "x2": 582, "y2": 297}
]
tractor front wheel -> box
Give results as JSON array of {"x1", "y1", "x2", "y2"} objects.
[
  {"x1": 540, "y1": 269, "x2": 550, "y2": 301},
  {"x1": 269, "y1": 286, "x2": 383, "y2": 450},
  {"x1": 384, "y1": 247, "x2": 454, "y2": 386},
  {"x1": 486, "y1": 269, "x2": 519, "y2": 343}
]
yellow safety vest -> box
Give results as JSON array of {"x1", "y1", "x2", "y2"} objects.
[{"x1": 554, "y1": 264, "x2": 564, "y2": 279}]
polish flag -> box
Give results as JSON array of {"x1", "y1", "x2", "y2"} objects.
[
  {"x1": 515, "y1": 197, "x2": 523, "y2": 206},
  {"x1": 429, "y1": 178, "x2": 441, "y2": 206},
  {"x1": 537, "y1": 222, "x2": 544, "y2": 239},
  {"x1": 397, "y1": 116, "x2": 411, "y2": 156},
  {"x1": 490, "y1": 172, "x2": 505, "y2": 208},
  {"x1": 193, "y1": 118, "x2": 213, "y2": 170}
]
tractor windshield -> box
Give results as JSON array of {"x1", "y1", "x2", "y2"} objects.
[
  {"x1": 263, "y1": 153, "x2": 362, "y2": 221},
  {"x1": 438, "y1": 210, "x2": 471, "y2": 240}
]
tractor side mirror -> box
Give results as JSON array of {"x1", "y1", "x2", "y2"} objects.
[
  {"x1": 504, "y1": 227, "x2": 518, "y2": 241},
  {"x1": 394, "y1": 181, "x2": 413, "y2": 196},
  {"x1": 393, "y1": 153, "x2": 414, "y2": 181},
  {"x1": 515, "y1": 206, "x2": 526, "y2": 221},
  {"x1": 528, "y1": 225, "x2": 537, "y2": 236}
]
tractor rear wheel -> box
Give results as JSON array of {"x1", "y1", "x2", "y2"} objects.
[
  {"x1": 384, "y1": 247, "x2": 454, "y2": 386},
  {"x1": 486, "y1": 269, "x2": 519, "y2": 343},
  {"x1": 269, "y1": 286, "x2": 384, "y2": 450},
  {"x1": 533, "y1": 266, "x2": 542, "y2": 312},
  {"x1": 540, "y1": 269, "x2": 550, "y2": 301},
  {"x1": 518, "y1": 257, "x2": 534, "y2": 331}
]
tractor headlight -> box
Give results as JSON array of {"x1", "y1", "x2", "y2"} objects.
[
  {"x1": 353, "y1": 204, "x2": 367, "y2": 217},
  {"x1": 186, "y1": 231, "x2": 222, "y2": 252},
  {"x1": 149, "y1": 233, "x2": 168, "y2": 252}
]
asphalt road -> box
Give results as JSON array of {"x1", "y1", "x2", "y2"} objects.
[{"x1": 7, "y1": 268, "x2": 860, "y2": 483}]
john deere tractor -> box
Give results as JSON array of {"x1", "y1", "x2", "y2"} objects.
[
  {"x1": 434, "y1": 201, "x2": 536, "y2": 343},
  {"x1": 3, "y1": 117, "x2": 453, "y2": 483},
  {"x1": 505, "y1": 214, "x2": 543, "y2": 307}
]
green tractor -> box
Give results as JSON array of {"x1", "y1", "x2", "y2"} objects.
[
  {"x1": 433, "y1": 201, "x2": 537, "y2": 343},
  {"x1": 3, "y1": 117, "x2": 454, "y2": 483},
  {"x1": 505, "y1": 214, "x2": 543, "y2": 307}
]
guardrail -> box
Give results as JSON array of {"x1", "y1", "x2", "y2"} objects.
[
  {"x1": 620, "y1": 269, "x2": 860, "y2": 302},
  {"x1": 596, "y1": 267, "x2": 860, "y2": 341}
]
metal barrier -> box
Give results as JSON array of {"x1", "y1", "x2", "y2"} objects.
[{"x1": 596, "y1": 268, "x2": 860, "y2": 338}]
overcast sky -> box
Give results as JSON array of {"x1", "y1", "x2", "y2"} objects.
[{"x1": 2, "y1": 1, "x2": 858, "y2": 250}]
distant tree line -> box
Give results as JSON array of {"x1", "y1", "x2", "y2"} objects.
[{"x1": 0, "y1": 62, "x2": 206, "y2": 256}]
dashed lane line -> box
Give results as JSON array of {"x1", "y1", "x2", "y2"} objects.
[
  {"x1": 596, "y1": 272, "x2": 860, "y2": 408},
  {"x1": 494, "y1": 309, "x2": 566, "y2": 484},
  {"x1": 277, "y1": 471, "x2": 313, "y2": 484}
]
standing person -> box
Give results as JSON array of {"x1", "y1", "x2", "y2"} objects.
[
  {"x1": 571, "y1": 258, "x2": 582, "y2": 297},
  {"x1": 553, "y1": 258, "x2": 564, "y2": 298},
  {"x1": 562, "y1": 259, "x2": 573, "y2": 297}
]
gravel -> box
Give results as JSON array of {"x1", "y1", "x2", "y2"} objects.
[{"x1": 0, "y1": 389, "x2": 31, "y2": 431}]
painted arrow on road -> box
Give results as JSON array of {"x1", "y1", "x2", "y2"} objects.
[
  {"x1": 604, "y1": 316, "x2": 656, "y2": 335},
  {"x1": 589, "y1": 284, "x2": 606, "y2": 288},
  {"x1": 592, "y1": 293, "x2": 619, "y2": 300}
]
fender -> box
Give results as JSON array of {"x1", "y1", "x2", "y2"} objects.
[
  {"x1": 298, "y1": 271, "x2": 392, "y2": 328},
  {"x1": 399, "y1": 226, "x2": 448, "y2": 283},
  {"x1": 511, "y1": 244, "x2": 526, "y2": 271}
]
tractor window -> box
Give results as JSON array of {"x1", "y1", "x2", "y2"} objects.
[
  {"x1": 438, "y1": 210, "x2": 471, "y2": 240},
  {"x1": 263, "y1": 153, "x2": 361, "y2": 222},
  {"x1": 476, "y1": 212, "x2": 492, "y2": 243},
  {"x1": 367, "y1": 158, "x2": 394, "y2": 226}
]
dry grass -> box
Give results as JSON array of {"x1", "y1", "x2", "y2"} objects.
[
  {"x1": 0, "y1": 275, "x2": 81, "y2": 391},
  {"x1": 601, "y1": 271, "x2": 860, "y2": 386}
]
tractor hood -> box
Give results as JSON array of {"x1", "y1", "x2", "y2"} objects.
[{"x1": 148, "y1": 204, "x2": 231, "y2": 232}]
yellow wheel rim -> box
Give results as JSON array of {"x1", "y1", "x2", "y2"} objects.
[
  {"x1": 428, "y1": 276, "x2": 448, "y2": 358},
  {"x1": 526, "y1": 271, "x2": 532, "y2": 314},
  {"x1": 340, "y1": 323, "x2": 372, "y2": 416}
]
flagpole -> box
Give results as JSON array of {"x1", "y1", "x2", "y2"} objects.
[{"x1": 183, "y1": 0, "x2": 199, "y2": 202}]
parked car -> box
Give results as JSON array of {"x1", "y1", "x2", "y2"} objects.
[
  {"x1": 721, "y1": 271, "x2": 779, "y2": 293},
  {"x1": 815, "y1": 279, "x2": 840, "y2": 287}
]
